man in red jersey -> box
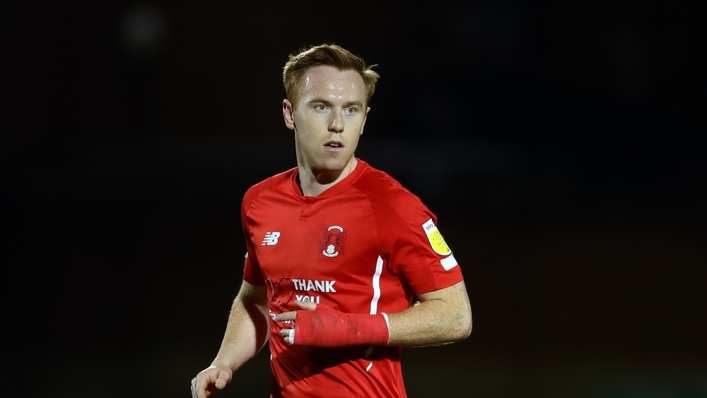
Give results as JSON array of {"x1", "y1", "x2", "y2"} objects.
[{"x1": 191, "y1": 43, "x2": 472, "y2": 398}]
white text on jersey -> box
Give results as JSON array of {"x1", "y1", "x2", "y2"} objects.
[{"x1": 292, "y1": 278, "x2": 336, "y2": 293}]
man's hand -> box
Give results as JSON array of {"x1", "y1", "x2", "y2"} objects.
[
  {"x1": 274, "y1": 300, "x2": 389, "y2": 347},
  {"x1": 190, "y1": 365, "x2": 232, "y2": 398},
  {"x1": 274, "y1": 300, "x2": 317, "y2": 344}
]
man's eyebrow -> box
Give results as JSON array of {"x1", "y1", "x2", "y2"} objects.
[
  {"x1": 307, "y1": 98, "x2": 364, "y2": 107},
  {"x1": 344, "y1": 100, "x2": 364, "y2": 107}
]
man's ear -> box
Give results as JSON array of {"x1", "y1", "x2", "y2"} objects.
[
  {"x1": 283, "y1": 99, "x2": 296, "y2": 130},
  {"x1": 360, "y1": 106, "x2": 371, "y2": 136}
]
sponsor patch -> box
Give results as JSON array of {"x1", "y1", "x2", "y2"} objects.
[{"x1": 422, "y1": 219, "x2": 452, "y2": 256}]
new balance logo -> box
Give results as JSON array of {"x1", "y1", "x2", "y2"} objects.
[{"x1": 262, "y1": 232, "x2": 281, "y2": 246}]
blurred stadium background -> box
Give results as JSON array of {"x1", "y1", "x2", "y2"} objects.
[{"x1": 4, "y1": 1, "x2": 706, "y2": 397}]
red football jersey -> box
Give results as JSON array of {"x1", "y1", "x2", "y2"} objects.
[{"x1": 241, "y1": 159, "x2": 464, "y2": 398}]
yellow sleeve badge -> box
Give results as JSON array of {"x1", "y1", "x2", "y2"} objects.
[{"x1": 422, "y1": 219, "x2": 452, "y2": 256}]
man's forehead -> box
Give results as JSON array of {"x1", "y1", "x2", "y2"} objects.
[{"x1": 301, "y1": 66, "x2": 365, "y2": 96}]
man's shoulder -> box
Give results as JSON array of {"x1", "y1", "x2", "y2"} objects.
[
  {"x1": 355, "y1": 162, "x2": 424, "y2": 207},
  {"x1": 242, "y1": 167, "x2": 296, "y2": 203},
  {"x1": 354, "y1": 162, "x2": 436, "y2": 231}
]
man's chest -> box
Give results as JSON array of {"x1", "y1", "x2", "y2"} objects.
[
  {"x1": 247, "y1": 195, "x2": 385, "y2": 311},
  {"x1": 248, "y1": 196, "x2": 378, "y2": 274}
]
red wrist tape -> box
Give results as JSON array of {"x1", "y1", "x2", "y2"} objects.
[{"x1": 293, "y1": 304, "x2": 389, "y2": 347}]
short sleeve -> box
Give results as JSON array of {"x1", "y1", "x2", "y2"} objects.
[
  {"x1": 242, "y1": 251, "x2": 265, "y2": 285},
  {"x1": 374, "y1": 194, "x2": 464, "y2": 295},
  {"x1": 241, "y1": 191, "x2": 266, "y2": 286}
]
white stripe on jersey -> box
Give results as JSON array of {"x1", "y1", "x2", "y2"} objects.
[{"x1": 370, "y1": 256, "x2": 384, "y2": 314}]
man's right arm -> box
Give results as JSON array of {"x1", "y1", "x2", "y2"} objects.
[{"x1": 191, "y1": 280, "x2": 269, "y2": 398}]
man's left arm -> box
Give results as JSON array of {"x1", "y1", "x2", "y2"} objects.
[
  {"x1": 274, "y1": 280, "x2": 471, "y2": 347},
  {"x1": 387, "y1": 280, "x2": 472, "y2": 347}
]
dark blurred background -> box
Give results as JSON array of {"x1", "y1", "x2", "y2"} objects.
[{"x1": 4, "y1": 1, "x2": 706, "y2": 397}]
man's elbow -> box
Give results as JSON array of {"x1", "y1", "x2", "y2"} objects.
[
  {"x1": 444, "y1": 309, "x2": 472, "y2": 342},
  {"x1": 456, "y1": 311, "x2": 472, "y2": 340}
]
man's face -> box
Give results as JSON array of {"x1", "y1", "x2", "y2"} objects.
[{"x1": 283, "y1": 65, "x2": 369, "y2": 175}]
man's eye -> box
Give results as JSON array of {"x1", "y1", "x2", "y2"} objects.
[
  {"x1": 344, "y1": 107, "x2": 357, "y2": 114},
  {"x1": 315, "y1": 105, "x2": 328, "y2": 111}
]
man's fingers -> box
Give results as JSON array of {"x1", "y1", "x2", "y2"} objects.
[
  {"x1": 215, "y1": 369, "x2": 230, "y2": 389},
  {"x1": 191, "y1": 366, "x2": 230, "y2": 398},
  {"x1": 273, "y1": 300, "x2": 318, "y2": 322},
  {"x1": 294, "y1": 300, "x2": 317, "y2": 311},
  {"x1": 273, "y1": 301, "x2": 319, "y2": 345},
  {"x1": 191, "y1": 375, "x2": 206, "y2": 398},
  {"x1": 191, "y1": 376, "x2": 205, "y2": 398},
  {"x1": 280, "y1": 327, "x2": 296, "y2": 344},
  {"x1": 275, "y1": 311, "x2": 296, "y2": 322}
]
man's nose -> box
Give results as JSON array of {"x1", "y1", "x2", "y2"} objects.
[{"x1": 328, "y1": 112, "x2": 344, "y2": 133}]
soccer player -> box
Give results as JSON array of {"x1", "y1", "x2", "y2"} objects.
[{"x1": 191, "y1": 43, "x2": 472, "y2": 398}]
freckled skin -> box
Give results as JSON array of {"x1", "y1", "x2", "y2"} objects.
[{"x1": 282, "y1": 65, "x2": 370, "y2": 196}]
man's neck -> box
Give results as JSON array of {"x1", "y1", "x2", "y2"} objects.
[{"x1": 298, "y1": 158, "x2": 358, "y2": 197}]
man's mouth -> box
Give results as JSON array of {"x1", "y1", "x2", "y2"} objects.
[{"x1": 325, "y1": 141, "x2": 344, "y2": 148}]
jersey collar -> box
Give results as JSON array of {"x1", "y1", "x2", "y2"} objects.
[{"x1": 291, "y1": 158, "x2": 369, "y2": 200}]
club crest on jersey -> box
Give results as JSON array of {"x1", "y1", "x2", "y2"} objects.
[
  {"x1": 318, "y1": 225, "x2": 347, "y2": 258},
  {"x1": 422, "y1": 219, "x2": 452, "y2": 256}
]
